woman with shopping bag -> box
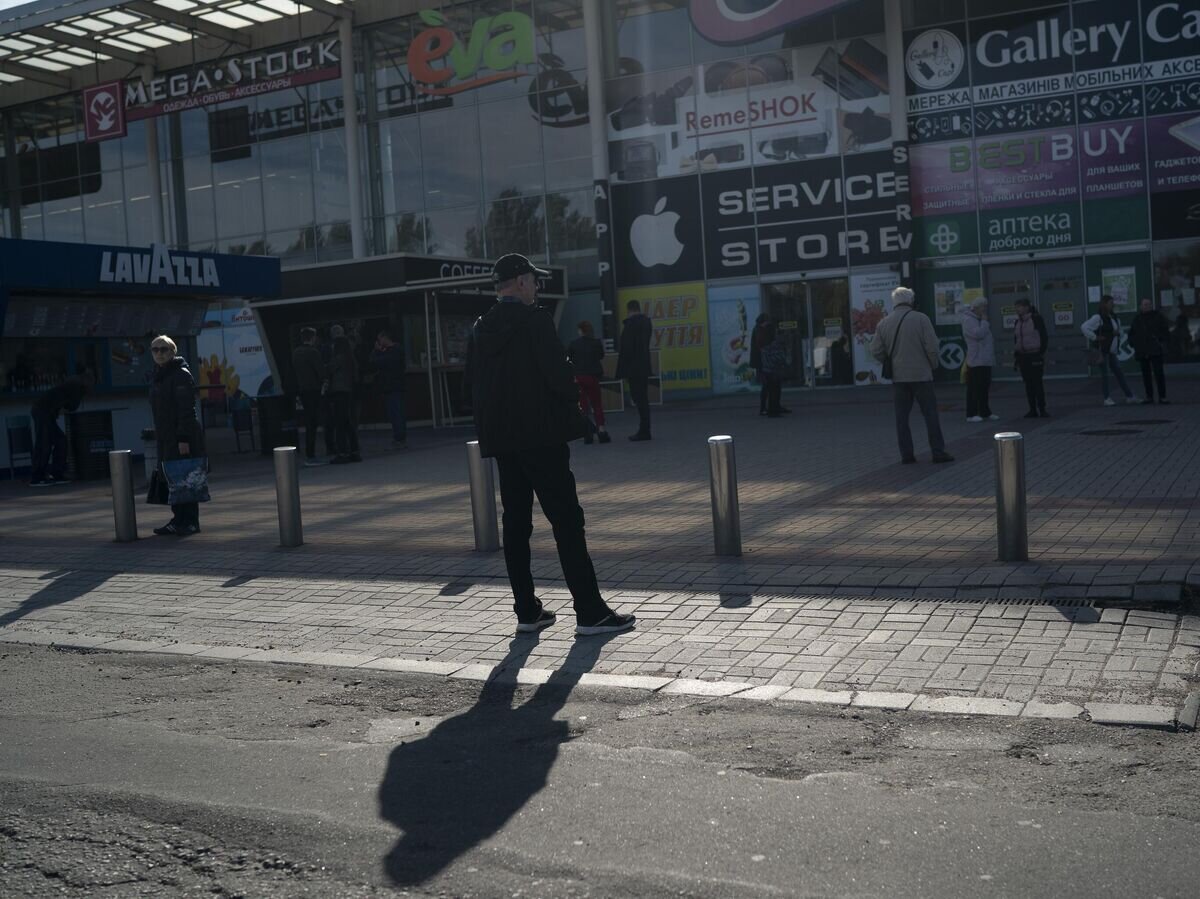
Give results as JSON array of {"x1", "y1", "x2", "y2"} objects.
[{"x1": 147, "y1": 335, "x2": 208, "y2": 536}]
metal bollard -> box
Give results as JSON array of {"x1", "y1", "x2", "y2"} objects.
[
  {"x1": 466, "y1": 441, "x2": 500, "y2": 552},
  {"x1": 109, "y1": 450, "x2": 138, "y2": 543},
  {"x1": 707, "y1": 435, "x2": 742, "y2": 556},
  {"x1": 994, "y1": 432, "x2": 1028, "y2": 562},
  {"x1": 274, "y1": 446, "x2": 304, "y2": 548}
]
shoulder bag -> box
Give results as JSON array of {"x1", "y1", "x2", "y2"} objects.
[{"x1": 881, "y1": 310, "x2": 912, "y2": 381}]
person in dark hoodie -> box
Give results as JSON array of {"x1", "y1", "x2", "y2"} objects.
[
  {"x1": 29, "y1": 371, "x2": 88, "y2": 487},
  {"x1": 567, "y1": 319, "x2": 610, "y2": 445},
  {"x1": 616, "y1": 299, "x2": 653, "y2": 441},
  {"x1": 148, "y1": 335, "x2": 204, "y2": 536},
  {"x1": 1129, "y1": 297, "x2": 1171, "y2": 405},
  {"x1": 465, "y1": 253, "x2": 634, "y2": 637}
]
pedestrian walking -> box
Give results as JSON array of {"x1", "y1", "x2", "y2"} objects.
[
  {"x1": 1012, "y1": 298, "x2": 1049, "y2": 418},
  {"x1": 961, "y1": 296, "x2": 999, "y2": 423},
  {"x1": 327, "y1": 325, "x2": 361, "y2": 463},
  {"x1": 465, "y1": 253, "x2": 634, "y2": 636},
  {"x1": 567, "y1": 320, "x2": 611, "y2": 445},
  {"x1": 1081, "y1": 295, "x2": 1139, "y2": 406},
  {"x1": 750, "y1": 313, "x2": 771, "y2": 416},
  {"x1": 148, "y1": 336, "x2": 204, "y2": 536},
  {"x1": 292, "y1": 327, "x2": 328, "y2": 466},
  {"x1": 1128, "y1": 298, "x2": 1171, "y2": 405},
  {"x1": 28, "y1": 374, "x2": 87, "y2": 487},
  {"x1": 616, "y1": 300, "x2": 653, "y2": 442},
  {"x1": 870, "y1": 287, "x2": 954, "y2": 465},
  {"x1": 371, "y1": 328, "x2": 409, "y2": 447},
  {"x1": 759, "y1": 328, "x2": 787, "y2": 417}
]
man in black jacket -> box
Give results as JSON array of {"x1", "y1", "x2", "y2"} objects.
[
  {"x1": 29, "y1": 375, "x2": 88, "y2": 487},
  {"x1": 465, "y1": 254, "x2": 634, "y2": 637},
  {"x1": 292, "y1": 328, "x2": 328, "y2": 465},
  {"x1": 616, "y1": 300, "x2": 653, "y2": 441},
  {"x1": 1012, "y1": 298, "x2": 1050, "y2": 418},
  {"x1": 371, "y1": 328, "x2": 408, "y2": 447}
]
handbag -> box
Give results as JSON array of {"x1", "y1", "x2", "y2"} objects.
[
  {"x1": 881, "y1": 310, "x2": 912, "y2": 381},
  {"x1": 146, "y1": 466, "x2": 170, "y2": 505},
  {"x1": 162, "y1": 457, "x2": 211, "y2": 504},
  {"x1": 1085, "y1": 346, "x2": 1104, "y2": 366}
]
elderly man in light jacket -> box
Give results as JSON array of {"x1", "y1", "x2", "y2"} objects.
[{"x1": 871, "y1": 287, "x2": 954, "y2": 465}]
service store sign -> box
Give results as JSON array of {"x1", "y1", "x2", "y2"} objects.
[{"x1": 83, "y1": 38, "x2": 340, "y2": 142}]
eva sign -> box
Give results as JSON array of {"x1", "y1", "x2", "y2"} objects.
[
  {"x1": 83, "y1": 82, "x2": 125, "y2": 142},
  {"x1": 612, "y1": 176, "x2": 704, "y2": 288},
  {"x1": 408, "y1": 8, "x2": 534, "y2": 96}
]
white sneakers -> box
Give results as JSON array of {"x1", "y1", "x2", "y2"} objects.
[
  {"x1": 988, "y1": 414, "x2": 1001, "y2": 421},
  {"x1": 966, "y1": 416, "x2": 984, "y2": 423},
  {"x1": 1125, "y1": 395, "x2": 1141, "y2": 404},
  {"x1": 1103, "y1": 398, "x2": 1117, "y2": 406}
]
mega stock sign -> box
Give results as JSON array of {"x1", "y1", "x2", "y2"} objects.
[{"x1": 82, "y1": 38, "x2": 341, "y2": 141}]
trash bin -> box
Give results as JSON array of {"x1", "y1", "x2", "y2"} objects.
[
  {"x1": 141, "y1": 427, "x2": 157, "y2": 481},
  {"x1": 256, "y1": 395, "x2": 298, "y2": 456},
  {"x1": 65, "y1": 409, "x2": 115, "y2": 480}
]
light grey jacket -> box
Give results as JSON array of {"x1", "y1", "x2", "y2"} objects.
[
  {"x1": 871, "y1": 302, "x2": 940, "y2": 383},
  {"x1": 961, "y1": 311, "x2": 995, "y2": 367}
]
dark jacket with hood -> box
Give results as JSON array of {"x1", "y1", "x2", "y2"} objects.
[
  {"x1": 31, "y1": 378, "x2": 87, "y2": 417},
  {"x1": 567, "y1": 334, "x2": 605, "y2": 379},
  {"x1": 1129, "y1": 309, "x2": 1170, "y2": 358},
  {"x1": 464, "y1": 300, "x2": 587, "y2": 458},
  {"x1": 150, "y1": 356, "x2": 204, "y2": 461},
  {"x1": 616, "y1": 313, "x2": 653, "y2": 380}
]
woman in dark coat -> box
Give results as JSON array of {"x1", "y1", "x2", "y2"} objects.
[
  {"x1": 750, "y1": 313, "x2": 771, "y2": 416},
  {"x1": 149, "y1": 335, "x2": 204, "y2": 536}
]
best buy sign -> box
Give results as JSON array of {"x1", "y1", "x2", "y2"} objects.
[{"x1": 407, "y1": 9, "x2": 534, "y2": 96}]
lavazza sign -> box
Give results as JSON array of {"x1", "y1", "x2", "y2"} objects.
[{"x1": 100, "y1": 245, "x2": 221, "y2": 289}]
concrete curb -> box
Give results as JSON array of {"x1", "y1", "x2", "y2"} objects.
[{"x1": 4, "y1": 632, "x2": 1194, "y2": 731}]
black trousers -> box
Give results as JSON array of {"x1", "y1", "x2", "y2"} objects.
[
  {"x1": 628, "y1": 376, "x2": 651, "y2": 436},
  {"x1": 965, "y1": 365, "x2": 993, "y2": 418},
  {"x1": 758, "y1": 371, "x2": 769, "y2": 413},
  {"x1": 329, "y1": 391, "x2": 358, "y2": 455},
  {"x1": 892, "y1": 382, "x2": 946, "y2": 459},
  {"x1": 1139, "y1": 356, "x2": 1167, "y2": 400},
  {"x1": 494, "y1": 444, "x2": 609, "y2": 624},
  {"x1": 300, "y1": 389, "x2": 324, "y2": 459},
  {"x1": 30, "y1": 409, "x2": 66, "y2": 481},
  {"x1": 764, "y1": 375, "x2": 783, "y2": 415},
  {"x1": 1016, "y1": 354, "x2": 1046, "y2": 413},
  {"x1": 171, "y1": 501, "x2": 199, "y2": 527}
]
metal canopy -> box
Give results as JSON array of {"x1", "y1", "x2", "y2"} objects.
[{"x1": 0, "y1": 0, "x2": 352, "y2": 90}]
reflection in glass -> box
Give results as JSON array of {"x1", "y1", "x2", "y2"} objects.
[
  {"x1": 547, "y1": 189, "x2": 598, "y2": 290},
  {"x1": 182, "y1": 154, "x2": 216, "y2": 245},
  {"x1": 267, "y1": 228, "x2": 319, "y2": 267},
  {"x1": 82, "y1": 171, "x2": 127, "y2": 244},
  {"x1": 421, "y1": 106, "x2": 483, "y2": 208},
  {"x1": 425, "y1": 205, "x2": 481, "y2": 258},
  {"x1": 481, "y1": 192, "x2": 546, "y2": 260},
  {"x1": 478, "y1": 97, "x2": 545, "y2": 200},
  {"x1": 312, "y1": 131, "x2": 350, "y2": 224},
  {"x1": 612, "y1": 0, "x2": 691, "y2": 75},
  {"x1": 378, "y1": 115, "x2": 424, "y2": 216},
  {"x1": 41, "y1": 181, "x2": 85, "y2": 242},
  {"x1": 261, "y1": 135, "x2": 314, "y2": 231},
  {"x1": 213, "y1": 148, "x2": 264, "y2": 237}
]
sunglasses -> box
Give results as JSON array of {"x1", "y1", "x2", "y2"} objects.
[{"x1": 151, "y1": 346, "x2": 173, "y2": 354}]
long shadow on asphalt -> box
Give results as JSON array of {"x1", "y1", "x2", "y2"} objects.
[
  {"x1": 0, "y1": 569, "x2": 113, "y2": 628},
  {"x1": 377, "y1": 629, "x2": 617, "y2": 887}
]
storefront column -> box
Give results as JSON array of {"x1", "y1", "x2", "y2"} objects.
[
  {"x1": 884, "y1": 0, "x2": 908, "y2": 143},
  {"x1": 583, "y1": 0, "x2": 618, "y2": 345},
  {"x1": 144, "y1": 115, "x2": 166, "y2": 245},
  {"x1": 339, "y1": 14, "x2": 366, "y2": 259}
]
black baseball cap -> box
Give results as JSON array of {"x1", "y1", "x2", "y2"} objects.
[{"x1": 492, "y1": 253, "x2": 549, "y2": 283}]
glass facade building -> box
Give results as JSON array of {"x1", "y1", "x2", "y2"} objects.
[{"x1": 1, "y1": 0, "x2": 1198, "y2": 414}]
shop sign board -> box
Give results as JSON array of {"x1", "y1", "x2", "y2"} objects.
[
  {"x1": 1053, "y1": 301, "x2": 1076, "y2": 325},
  {"x1": 407, "y1": 9, "x2": 534, "y2": 97},
  {"x1": 1148, "y1": 111, "x2": 1200, "y2": 238},
  {"x1": 934, "y1": 281, "x2": 965, "y2": 326},
  {"x1": 1101, "y1": 266, "x2": 1137, "y2": 307},
  {"x1": 612, "y1": 176, "x2": 705, "y2": 288},
  {"x1": 617, "y1": 282, "x2": 711, "y2": 391},
  {"x1": 83, "y1": 82, "x2": 126, "y2": 142}
]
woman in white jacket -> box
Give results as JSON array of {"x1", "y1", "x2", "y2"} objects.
[
  {"x1": 1081, "y1": 294, "x2": 1138, "y2": 406},
  {"x1": 961, "y1": 296, "x2": 998, "y2": 422}
]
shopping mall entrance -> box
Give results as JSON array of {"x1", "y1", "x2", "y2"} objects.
[
  {"x1": 762, "y1": 277, "x2": 854, "y2": 388},
  {"x1": 984, "y1": 260, "x2": 1087, "y2": 377}
]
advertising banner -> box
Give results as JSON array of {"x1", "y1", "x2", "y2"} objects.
[
  {"x1": 612, "y1": 176, "x2": 705, "y2": 288},
  {"x1": 934, "y1": 281, "x2": 966, "y2": 326},
  {"x1": 1149, "y1": 110, "x2": 1200, "y2": 239},
  {"x1": 618, "y1": 283, "x2": 711, "y2": 392},
  {"x1": 849, "y1": 271, "x2": 898, "y2": 385},
  {"x1": 1081, "y1": 119, "x2": 1150, "y2": 241},
  {"x1": 707, "y1": 283, "x2": 760, "y2": 395},
  {"x1": 909, "y1": 141, "x2": 979, "y2": 257}
]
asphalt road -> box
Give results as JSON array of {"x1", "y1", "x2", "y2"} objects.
[{"x1": 1, "y1": 643, "x2": 1197, "y2": 898}]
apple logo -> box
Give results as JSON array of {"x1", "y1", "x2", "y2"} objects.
[{"x1": 630, "y1": 197, "x2": 685, "y2": 268}]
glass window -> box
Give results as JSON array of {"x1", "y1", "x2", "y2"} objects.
[
  {"x1": 82, "y1": 170, "x2": 126, "y2": 245},
  {"x1": 425, "y1": 204, "x2": 482, "y2": 257},
  {"x1": 378, "y1": 115, "x2": 424, "y2": 216},
  {"x1": 420, "y1": 105, "x2": 483, "y2": 208},
  {"x1": 268, "y1": 227, "x2": 319, "y2": 267},
  {"x1": 478, "y1": 96, "x2": 545, "y2": 199},
  {"x1": 485, "y1": 193, "x2": 546, "y2": 259},
  {"x1": 223, "y1": 234, "x2": 271, "y2": 256},
  {"x1": 308, "y1": 78, "x2": 346, "y2": 134},
  {"x1": 901, "y1": 0, "x2": 964, "y2": 28},
  {"x1": 317, "y1": 223, "x2": 355, "y2": 262},
  {"x1": 176, "y1": 106, "x2": 211, "y2": 158},
  {"x1": 546, "y1": 188, "x2": 597, "y2": 290},
  {"x1": 537, "y1": 0, "x2": 587, "y2": 71},
  {"x1": 611, "y1": 0, "x2": 692, "y2": 76},
  {"x1": 384, "y1": 212, "x2": 427, "y2": 254},
  {"x1": 605, "y1": 66, "x2": 698, "y2": 183},
  {"x1": 311, "y1": 131, "x2": 350, "y2": 224},
  {"x1": 261, "y1": 135, "x2": 315, "y2": 232},
  {"x1": 540, "y1": 87, "x2": 592, "y2": 189},
  {"x1": 253, "y1": 87, "x2": 311, "y2": 144},
  {"x1": 19, "y1": 185, "x2": 44, "y2": 240},
  {"x1": 124, "y1": 166, "x2": 156, "y2": 247},
  {"x1": 183, "y1": 154, "x2": 217, "y2": 245},
  {"x1": 41, "y1": 181, "x2": 85, "y2": 242},
  {"x1": 213, "y1": 147, "x2": 264, "y2": 238}
]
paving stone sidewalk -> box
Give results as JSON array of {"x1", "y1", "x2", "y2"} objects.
[
  {"x1": 2, "y1": 378, "x2": 1197, "y2": 603},
  {"x1": 1, "y1": 546, "x2": 1197, "y2": 726}
]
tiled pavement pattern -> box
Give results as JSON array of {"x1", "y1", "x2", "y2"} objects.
[
  {"x1": 0, "y1": 550, "x2": 1197, "y2": 720},
  {"x1": 3, "y1": 379, "x2": 1197, "y2": 600}
]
